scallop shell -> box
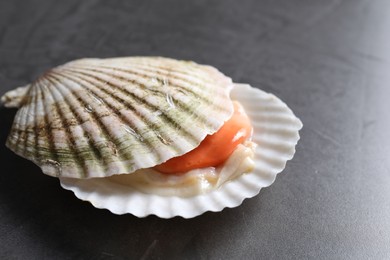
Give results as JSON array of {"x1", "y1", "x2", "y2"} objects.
[
  {"x1": 60, "y1": 84, "x2": 303, "y2": 218},
  {"x1": 1, "y1": 57, "x2": 234, "y2": 178}
]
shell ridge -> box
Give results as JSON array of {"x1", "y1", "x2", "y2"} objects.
[
  {"x1": 11, "y1": 83, "x2": 41, "y2": 156},
  {"x1": 50, "y1": 74, "x2": 139, "y2": 177},
  {"x1": 8, "y1": 90, "x2": 32, "y2": 155},
  {"x1": 86, "y1": 63, "x2": 222, "y2": 98},
  {"x1": 58, "y1": 69, "x2": 177, "y2": 153},
  {"x1": 53, "y1": 70, "x2": 161, "y2": 172},
  {"x1": 32, "y1": 84, "x2": 42, "y2": 163},
  {"x1": 67, "y1": 59, "x2": 232, "y2": 113},
  {"x1": 17, "y1": 83, "x2": 46, "y2": 164},
  {"x1": 64, "y1": 66, "x2": 226, "y2": 131},
  {"x1": 72, "y1": 61, "x2": 217, "y2": 86},
  {"x1": 100, "y1": 63, "x2": 217, "y2": 86},
  {"x1": 62, "y1": 67, "x2": 202, "y2": 144},
  {"x1": 79, "y1": 66, "x2": 223, "y2": 129},
  {"x1": 58, "y1": 69, "x2": 200, "y2": 165},
  {"x1": 8, "y1": 107, "x2": 26, "y2": 153},
  {"x1": 8, "y1": 86, "x2": 40, "y2": 160},
  {"x1": 86, "y1": 66, "x2": 214, "y2": 103},
  {"x1": 44, "y1": 75, "x2": 99, "y2": 177},
  {"x1": 70, "y1": 57, "x2": 228, "y2": 90},
  {"x1": 21, "y1": 84, "x2": 39, "y2": 158},
  {"x1": 80, "y1": 57, "x2": 213, "y2": 83},
  {"x1": 44, "y1": 73, "x2": 106, "y2": 177},
  {"x1": 36, "y1": 78, "x2": 64, "y2": 176},
  {"x1": 82, "y1": 65, "x2": 232, "y2": 116}
]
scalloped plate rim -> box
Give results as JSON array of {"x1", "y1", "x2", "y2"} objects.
[{"x1": 60, "y1": 83, "x2": 302, "y2": 218}]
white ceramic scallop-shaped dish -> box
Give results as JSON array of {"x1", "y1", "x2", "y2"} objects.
[{"x1": 60, "y1": 83, "x2": 302, "y2": 218}]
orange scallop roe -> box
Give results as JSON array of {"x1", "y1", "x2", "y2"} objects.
[{"x1": 155, "y1": 101, "x2": 252, "y2": 174}]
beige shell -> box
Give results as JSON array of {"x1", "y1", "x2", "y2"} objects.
[{"x1": 1, "y1": 57, "x2": 234, "y2": 178}]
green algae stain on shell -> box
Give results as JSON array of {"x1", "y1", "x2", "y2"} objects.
[{"x1": 1, "y1": 57, "x2": 234, "y2": 179}]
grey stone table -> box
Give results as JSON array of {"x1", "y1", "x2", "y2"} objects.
[{"x1": 0, "y1": 0, "x2": 389, "y2": 259}]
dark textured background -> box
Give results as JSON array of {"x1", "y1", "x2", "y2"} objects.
[{"x1": 1, "y1": 0, "x2": 390, "y2": 259}]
